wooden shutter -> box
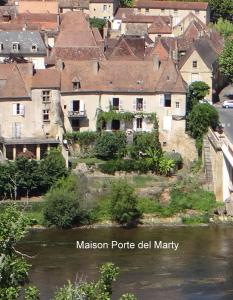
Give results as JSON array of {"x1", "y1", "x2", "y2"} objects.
[
  {"x1": 12, "y1": 103, "x2": 17, "y2": 116},
  {"x1": 143, "y1": 99, "x2": 146, "y2": 111},
  {"x1": 133, "y1": 118, "x2": 137, "y2": 131},
  {"x1": 79, "y1": 101, "x2": 85, "y2": 114},
  {"x1": 133, "y1": 98, "x2": 136, "y2": 111},
  {"x1": 69, "y1": 101, "x2": 73, "y2": 111},
  {"x1": 119, "y1": 98, "x2": 123, "y2": 110},
  {"x1": 20, "y1": 104, "x2": 25, "y2": 116},
  {"x1": 159, "y1": 94, "x2": 164, "y2": 107}
]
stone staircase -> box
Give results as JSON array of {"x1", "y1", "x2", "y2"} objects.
[{"x1": 203, "y1": 136, "x2": 213, "y2": 190}]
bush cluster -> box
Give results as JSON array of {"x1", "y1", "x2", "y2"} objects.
[{"x1": 0, "y1": 149, "x2": 67, "y2": 199}]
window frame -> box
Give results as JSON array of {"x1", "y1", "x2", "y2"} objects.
[{"x1": 42, "y1": 109, "x2": 50, "y2": 122}]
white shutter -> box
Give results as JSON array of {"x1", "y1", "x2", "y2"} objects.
[
  {"x1": 20, "y1": 104, "x2": 25, "y2": 116},
  {"x1": 133, "y1": 118, "x2": 137, "y2": 131},
  {"x1": 119, "y1": 99, "x2": 123, "y2": 110},
  {"x1": 109, "y1": 97, "x2": 113, "y2": 109},
  {"x1": 12, "y1": 103, "x2": 17, "y2": 116},
  {"x1": 133, "y1": 98, "x2": 136, "y2": 111},
  {"x1": 143, "y1": 99, "x2": 146, "y2": 111},
  {"x1": 80, "y1": 101, "x2": 85, "y2": 115},
  {"x1": 106, "y1": 121, "x2": 111, "y2": 131},
  {"x1": 69, "y1": 101, "x2": 73, "y2": 111},
  {"x1": 142, "y1": 118, "x2": 147, "y2": 131},
  {"x1": 160, "y1": 95, "x2": 164, "y2": 107},
  {"x1": 120, "y1": 120, "x2": 125, "y2": 130}
]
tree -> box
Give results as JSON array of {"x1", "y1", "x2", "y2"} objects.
[
  {"x1": 94, "y1": 131, "x2": 126, "y2": 160},
  {"x1": 90, "y1": 18, "x2": 106, "y2": 30},
  {"x1": 187, "y1": 81, "x2": 210, "y2": 113},
  {"x1": 219, "y1": 39, "x2": 233, "y2": 83},
  {"x1": 43, "y1": 175, "x2": 90, "y2": 228},
  {"x1": 120, "y1": 0, "x2": 134, "y2": 7},
  {"x1": 53, "y1": 262, "x2": 137, "y2": 300},
  {"x1": 38, "y1": 148, "x2": 68, "y2": 192},
  {"x1": 213, "y1": 18, "x2": 233, "y2": 38},
  {"x1": 110, "y1": 181, "x2": 141, "y2": 226},
  {"x1": 208, "y1": 0, "x2": 233, "y2": 22},
  {"x1": 0, "y1": 205, "x2": 39, "y2": 300},
  {"x1": 188, "y1": 103, "x2": 219, "y2": 154}
]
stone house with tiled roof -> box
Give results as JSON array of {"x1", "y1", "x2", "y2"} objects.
[
  {"x1": 133, "y1": 0, "x2": 210, "y2": 25},
  {"x1": 0, "y1": 64, "x2": 62, "y2": 160}
]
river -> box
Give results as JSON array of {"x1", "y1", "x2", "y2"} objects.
[{"x1": 18, "y1": 226, "x2": 233, "y2": 300}]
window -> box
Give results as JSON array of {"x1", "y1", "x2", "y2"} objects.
[
  {"x1": 195, "y1": 10, "x2": 200, "y2": 14},
  {"x1": 111, "y1": 119, "x2": 120, "y2": 130},
  {"x1": 43, "y1": 109, "x2": 50, "y2": 122},
  {"x1": 137, "y1": 8, "x2": 141, "y2": 12},
  {"x1": 13, "y1": 103, "x2": 24, "y2": 116},
  {"x1": 161, "y1": 9, "x2": 165, "y2": 12},
  {"x1": 136, "y1": 118, "x2": 143, "y2": 129},
  {"x1": 103, "y1": 4, "x2": 107, "y2": 11},
  {"x1": 112, "y1": 98, "x2": 119, "y2": 110},
  {"x1": 0, "y1": 43, "x2": 3, "y2": 51},
  {"x1": 12, "y1": 42, "x2": 19, "y2": 51},
  {"x1": 31, "y1": 44, "x2": 37, "y2": 52},
  {"x1": 42, "y1": 90, "x2": 51, "y2": 102},
  {"x1": 145, "y1": 8, "x2": 149, "y2": 13},
  {"x1": 73, "y1": 81, "x2": 80, "y2": 90},
  {"x1": 192, "y1": 61, "x2": 197, "y2": 68},
  {"x1": 175, "y1": 102, "x2": 180, "y2": 108},
  {"x1": 72, "y1": 100, "x2": 80, "y2": 112},
  {"x1": 164, "y1": 94, "x2": 171, "y2": 107},
  {"x1": 174, "y1": 9, "x2": 178, "y2": 13},
  {"x1": 136, "y1": 98, "x2": 143, "y2": 111}
]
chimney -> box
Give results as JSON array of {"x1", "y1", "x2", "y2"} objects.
[
  {"x1": 3, "y1": 12, "x2": 11, "y2": 22},
  {"x1": 92, "y1": 60, "x2": 100, "y2": 75},
  {"x1": 56, "y1": 59, "x2": 65, "y2": 71},
  {"x1": 153, "y1": 55, "x2": 160, "y2": 71}
]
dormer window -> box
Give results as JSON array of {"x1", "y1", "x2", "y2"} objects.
[
  {"x1": 12, "y1": 42, "x2": 19, "y2": 52},
  {"x1": 31, "y1": 44, "x2": 37, "y2": 52},
  {"x1": 72, "y1": 77, "x2": 80, "y2": 91}
]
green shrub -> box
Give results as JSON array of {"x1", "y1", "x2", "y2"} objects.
[
  {"x1": 130, "y1": 132, "x2": 161, "y2": 159},
  {"x1": 94, "y1": 131, "x2": 126, "y2": 160},
  {"x1": 64, "y1": 131, "x2": 98, "y2": 152},
  {"x1": 110, "y1": 180, "x2": 141, "y2": 225},
  {"x1": 43, "y1": 175, "x2": 89, "y2": 228},
  {"x1": 164, "y1": 152, "x2": 183, "y2": 170}
]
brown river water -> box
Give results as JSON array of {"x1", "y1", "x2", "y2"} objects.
[{"x1": 18, "y1": 226, "x2": 233, "y2": 300}]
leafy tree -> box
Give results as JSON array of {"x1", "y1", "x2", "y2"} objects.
[
  {"x1": 53, "y1": 262, "x2": 137, "y2": 300},
  {"x1": 219, "y1": 39, "x2": 233, "y2": 82},
  {"x1": 90, "y1": 17, "x2": 106, "y2": 30},
  {"x1": 213, "y1": 18, "x2": 233, "y2": 38},
  {"x1": 187, "y1": 103, "x2": 219, "y2": 154},
  {"x1": 130, "y1": 132, "x2": 161, "y2": 159},
  {"x1": 0, "y1": 206, "x2": 32, "y2": 299},
  {"x1": 120, "y1": 0, "x2": 134, "y2": 7},
  {"x1": 208, "y1": 0, "x2": 233, "y2": 22},
  {"x1": 44, "y1": 175, "x2": 90, "y2": 228},
  {"x1": 187, "y1": 81, "x2": 210, "y2": 113},
  {"x1": 110, "y1": 180, "x2": 141, "y2": 226},
  {"x1": 94, "y1": 131, "x2": 126, "y2": 160},
  {"x1": 38, "y1": 148, "x2": 68, "y2": 192}
]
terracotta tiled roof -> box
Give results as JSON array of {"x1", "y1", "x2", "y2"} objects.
[
  {"x1": 148, "y1": 16, "x2": 172, "y2": 34},
  {"x1": 51, "y1": 12, "x2": 105, "y2": 61},
  {"x1": 0, "y1": 63, "x2": 32, "y2": 98},
  {"x1": 60, "y1": 59, "x2": 187, "y2": 93},
  {"x1": 90, "y1": 0, "x2": 114, "y2": 3},
  {"x1": 18, "y1": 1, "x2": 58, "y2": 14},
  {"x1": 0, "y1": 13, "x2": 58, "y2": 31},
  {"x1": 58, "y1": 0, "x2": 89, "y2": 9},
  {"x1": 146, "y1": 38, "x2": 169, "y2": 60},
  {"x1": 31, "y1": 69, "x2": 60, "y2": 88},
  {"x1": 134, "y1": 0, "x2": 208, "y2": 10},
  {"x1": 105, "y1": 36, "x2": 145, "y2": 60}
]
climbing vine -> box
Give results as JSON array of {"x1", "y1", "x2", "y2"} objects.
[{"x1": 96, "y1": 109, "x2": 159, "y2": 132}]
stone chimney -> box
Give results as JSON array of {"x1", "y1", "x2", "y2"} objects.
[
  {"x1": 56, "y1": 59, "x2": 65, "y2": 71},
  {"x1": 92, "y1": 60, "x2": 100, "y2": 75},
  {"x1": 153, "y1": 55, "x2": 161, "y2": 71}
]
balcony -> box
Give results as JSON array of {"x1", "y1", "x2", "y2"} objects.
[{"x1": 68, "y1": 110, "x2": 86, "y2": 119}]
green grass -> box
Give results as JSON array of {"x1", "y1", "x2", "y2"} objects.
[
  {"x1": 182, "y1": 214, "x2": 209, "y2": 224},
  {"x1": 130, "y1": 175, "x2": 157, "y2": 188}
]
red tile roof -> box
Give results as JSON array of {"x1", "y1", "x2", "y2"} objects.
[{"x1": 134, "y1": 0, "x2": 208, "y2": 10}]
